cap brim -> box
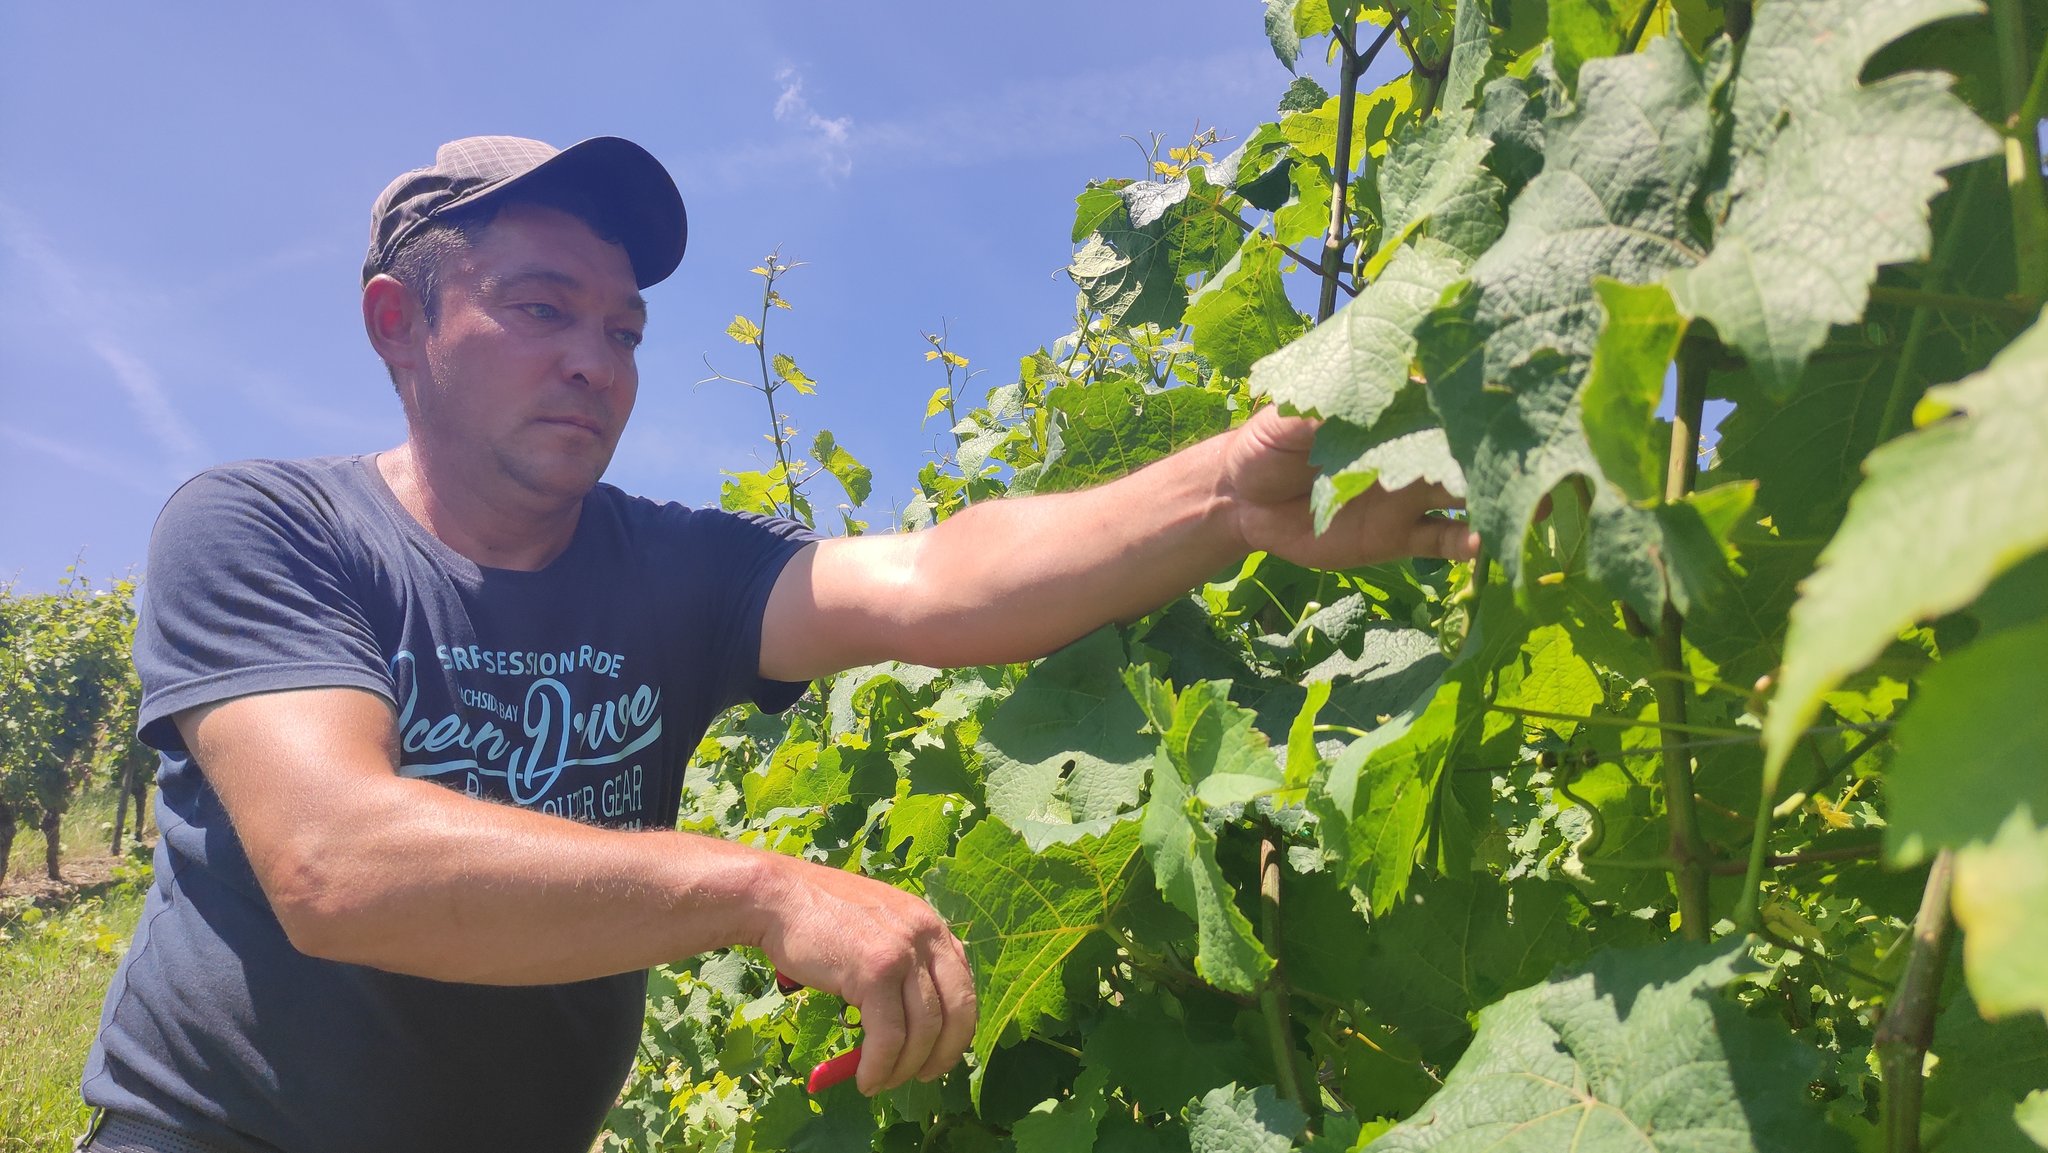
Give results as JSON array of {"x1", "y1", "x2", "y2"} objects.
[{"x1": 479, "y1": 136, "x2": 687, "y2": 289}]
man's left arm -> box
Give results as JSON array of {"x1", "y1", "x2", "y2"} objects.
[{"x1": 760, "y1": 407, "x2": 1478, "y2": 681}]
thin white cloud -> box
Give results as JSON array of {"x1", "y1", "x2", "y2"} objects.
[
  {"x1": 685, "y1": 47, "x2": 1278, "y2": 192},
  {"x1": 0, "y1": 200, "x2": 210, "y2": 478},
  {"x1": 93, "y1": 340, "x2": 208, "y2": 466},
  {"x1": 227, "y1": 368, "x2": 402, "y2": 445},
  {"x1": 0, "y1": 423, "x2": 161, "y2": 497},
  {"x1": 773, "y1": 66, "x2": 855, "y2": 181}
]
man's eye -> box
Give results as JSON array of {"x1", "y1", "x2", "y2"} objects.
[
  {"x1": 613, "y1": 329, "x2": 644, "y2": 350},
  {"x1": 519, "y1": 302, "x2": 562, "y2": 321}
]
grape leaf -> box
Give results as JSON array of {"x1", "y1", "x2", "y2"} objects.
[
  {"x1": 809, "y1": 430, "x2": 870, "y2": 505},
  {"x1": 1073, "y1": 183, "x2": 1128, "y2": 244},
  {"x1": 1252, "y1": 240, "x2": 1469, "y2": 429},
  {"x1": 1083, "y1": 985, "x2": 1261, "y2": 1115},
  {"x1": 1308, "y1": 422, "x2": 1469, "y2": 535},
  {"x1": 1420, "y1": 37, "x2": 1719, "y2": 616},
  {"x1": 1440, "y1": 0, "x2": 1494, "y2": 114},
  {"x1": 1354, "y1": 873, "x2": 1585, "y2": 1068},
  {"x1": 1884, "y1": 617, "x2": 2048, "y2": 864},
  {"x1": 1324, "y1": 591, "x2": 1526, "y2": 914},
  {"x1": 980, "y1": 628, "x2": 1154, "y2": 835},
  {"x1": 825, "y1": 662, "x2": 942, "y2": 739},
  {"x1": 1282, "y1": 79, "x2": 1413, "y2": 168},
  {"x1": 1713, "y1": 342, "x2": 1900, "y2": 540},
  {"x1": 2020, "y1": 1091, "x2": 2048, "y2": 1147},
  {"x1": 1763, "y1": 307, "x2": 2048, "y2": 790},
  {"x1": 1069, "y1": 177, "x2": 1240, "y2": 328},
  {"x1": 1954, "y1": 811, "x2": 2048, "y2": 1022},
  {"x1": 1668, "y1": 0, "x2": 1998, "y2": 396},
  {"x1": 1306, "y1": 622, "x2": 1449, "y2": 703},
  {"x1": 1363, "y1": 939, "x2": 1849, "y2": 1152},
  {"x1": 1037, "y1": 377, "x2": 1232, "y2": 494},
  {"x1": 1925, "y1": 990, "x2": 2048, "y2": 1143},
  {"x1": 1129, "y1": 673, "x2": 1287, "y2": 809},
  {"x1": 1579, "y1": 279, "x2": 1684, "y2": 504},
  {"x1": 1369, "y1": 109, "x2": 1508, "y2": 279},
  {"x1": 1724, "y1": 0, "x2": 1985, "y2": 165},
  {"x1": 1250, "y1": 100, "x2": 1504, "y2": 428},
  {"x1": 1472, "y1": 72, "x2": 1549, "y2": 199},
  {"x1": 1132, "y1": 675, "x2": 1281, "y2": 993},
  {"x1": 1682, "y1": 533, "x2": 1822, "y2": 693},
  {"x1": 1328, "y1": 677, "x2": 1469, "y2": 916},
  {"x1": 1188, "y1": 1084, "x2": 1307, "y2": 1153},
  {"x1": 1185, "y1": 235, "x2": 1307, "y2": 378},
  {"x1": 924, "y1": 817, "x2": 1145, "y2": 1081},
  {"x1": 1012, "y1": 1066, "x2": 1111, "y2": 1153},
  {"x1": 1548, "y1": 0, "x2": 1633, "y2": 92},
  {"x1": 1493, "y1": 623, "x2": 1604, "y2": 736},
  {"x1": 1276, "y1": 867, "x2": 1379, "y2": 1006},
  {"x1": 1264, "y1": 0, "x2": 1305, "y2": 71}
]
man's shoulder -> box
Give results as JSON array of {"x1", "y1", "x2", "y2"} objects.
[
  {"x1": 165, "y1": 454, "x2": 372, "y2": 510},
  {"x1": 152, "y1": 455, "x2": 388, "y2": 563},
  {"x1": 584, "y1": 484, "x2": 820, "y2": 547}
]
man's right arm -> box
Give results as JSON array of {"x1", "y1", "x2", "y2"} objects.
[{"x1": 182, "y1": 685, "x2": 974, "y2": 1093}]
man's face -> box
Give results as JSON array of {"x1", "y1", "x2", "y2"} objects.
[{"x1": 407, "y1": 202, "x2": 647, "y2": 507}]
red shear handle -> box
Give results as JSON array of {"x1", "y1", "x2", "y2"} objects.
[{"x1": 807, "y1": 1047, "x2": 863, "y2": 1093}]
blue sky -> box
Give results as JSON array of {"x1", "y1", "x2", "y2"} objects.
[{"x1": 0, "y1": 1, "x2": 1392, "y2": 591}]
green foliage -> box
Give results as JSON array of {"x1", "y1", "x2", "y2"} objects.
[
  {"x1": 708, "y1": 254, "x2": 873, "y2": 533},
  {"x1": 1763, "y1": 307, "x2": 2048, "y2": 789},
  {"x1": 612, "y1": 2, "x2": 2048, "y2": 1150},
  {"x1": 1667, "y1": 0, "x2": 2000, "y2": 396},
  {"x1": 925, "y1": 817, "x2": 1145, "y2": 1081},
  {"x1": 0, "y1": 574, "x2": 141, "y2": 883},
  {"x1": 1, "y1": 886, "x2": 147, "y2": 1152},
  {"x1": 1364, "y1": 940, "x2": 1848, "y2": 1152}
]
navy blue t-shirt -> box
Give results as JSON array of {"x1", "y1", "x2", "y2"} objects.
[{"x1": 82, "y1": 456, "x2": 815, "y2": 1153}]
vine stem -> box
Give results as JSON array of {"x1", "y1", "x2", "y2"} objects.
[
  {"x1": 1106, "y1": 924, "x2": 1257, "y2": 1007},
  {"x1": 1723, "y1": 0, "x2": 1751, "y2": 40},
  {"x1": 1621, "y1": 0, "x2": 1660, "y2": 53},
  {"x1": 1257, "y1": 838, "x2": 1310, "y2": 1121},
  {"x1": 1707, "y1": 843, "x2": 1882, "y2": 874},
  {"x1": 1990, "y1": 0, "x2": 2048, "y2": 304},
  {"x1": 1876, "y1": 850, "x2": 1955, "y2": 1153},
  {"x1": 1217, "y1": 212, "x2": 1353, "y2": 296},
  {"x1": 1317, "y1": 23, "x2": 1365, "y2": 325},
  {"x1": 1770, "y1": 726, "x2": 1892, "y2": 821},
  {"x1": 1756, "y1": 925, "x2": 1889, "y2": 990},
  {"x1": 752, "y1": 263, "x2": 798, "y2": 520},
  {"x1": 1657, "y1": 336, "x2": 1713, "y2": 941},
  {"x1": 1866, "y1": 285, "x2": 2035, "y2": 322},
  {"x1": 1487, "y1": 702, "x2": 1751, "y2": 740}
]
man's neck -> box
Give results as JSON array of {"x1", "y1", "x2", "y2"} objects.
[{"x1": 376, "y1": 443, "x2": 583, "y2": 571}]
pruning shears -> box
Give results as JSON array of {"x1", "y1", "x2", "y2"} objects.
[{"x1": 774, "y1": 972, "x2": 864, "y2": 1093}]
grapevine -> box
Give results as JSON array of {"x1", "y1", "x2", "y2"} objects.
[{"x1": 605, "y1": 2, "x2": 2048, "y2": 1151}]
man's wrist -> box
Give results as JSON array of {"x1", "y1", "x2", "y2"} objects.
[{"x1": 717, "y1": 837, "x2": 794, "y2": 954}]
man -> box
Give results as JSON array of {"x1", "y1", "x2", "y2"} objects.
[{"x1": 78, "y1": 136, "x2": 1476, "y2": 1153}]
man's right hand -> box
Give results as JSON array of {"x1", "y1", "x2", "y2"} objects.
[{"x1": 753, "y1": 857, "x2": 977, "y2": 1094}]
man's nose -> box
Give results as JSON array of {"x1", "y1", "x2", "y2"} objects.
[{"x1": 563, "y1": 321, "x2": 619, "y2": 391}]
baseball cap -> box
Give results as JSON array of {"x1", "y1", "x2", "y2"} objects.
[{"x1": 363, "y1": 135, "x2": 687, "y2": 289}]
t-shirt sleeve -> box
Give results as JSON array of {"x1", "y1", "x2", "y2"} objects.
[
  {"x1": 134, "y1": 466, "x2": 392, "y2": 752},
  {"x1": 679, "y1": 509, "x2": 820, "y2": 714}
]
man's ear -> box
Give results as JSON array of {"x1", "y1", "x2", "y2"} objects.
[{"x1": 363, "y1": 274, "x2": 426, "y2": 381}]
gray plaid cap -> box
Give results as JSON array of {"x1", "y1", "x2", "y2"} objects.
[{"x1": 364, "y1": 135, "x2": 686, "y2": 289}]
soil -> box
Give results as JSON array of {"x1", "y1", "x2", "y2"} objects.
[{"x1": 0, "y1": 841, "x2": 153, "y2": 911}]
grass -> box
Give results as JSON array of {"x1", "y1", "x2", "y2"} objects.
[
  {"x1": 1, "y1": 788, "x2": 153, "y2": 1152},
  {"x1": 0, "y1": 886, "x2": 145, "y2": 1152},
  {"x1": 4, "y1": 789, "x2": 145, "y2": 888}
]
